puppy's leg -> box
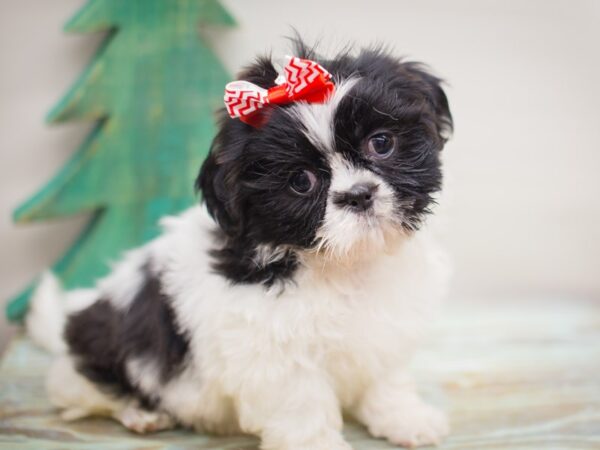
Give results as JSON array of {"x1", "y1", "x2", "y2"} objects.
[
  {"x1": 354, "y1": 371, "x2": 449, "y2": 448},
  {"x1": 236, "y1": 370, "x2": 352, "y2": 450},
  {"x1": 194, "y1": 378, "x2": 241, "y2": 435},
  {"x1": 47, "y1": 355, "x2": 126, "y2": 421},
  {"x1": 48, "y1": 356, "x2": 176, "y2": 434},
  {"x1": 114, "y1": 403, "x2": 176, "y2": 434}
]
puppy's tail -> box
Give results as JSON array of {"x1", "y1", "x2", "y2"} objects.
[{"x1": 26, "y1": 271, "x2": 68, "y2": 354}]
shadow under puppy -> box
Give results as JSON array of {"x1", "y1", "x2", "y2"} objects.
[{"x1": 27, "y1": 41, "x2": 453, "y2": 450}]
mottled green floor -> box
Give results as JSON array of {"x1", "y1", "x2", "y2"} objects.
[{"x1": 1, "y1": 299, "x2": 599, "y2": 449}]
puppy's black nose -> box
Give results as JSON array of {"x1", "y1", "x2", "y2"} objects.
[{"x1": 337, "y1": 183, "x2": 378, "y2": 212}]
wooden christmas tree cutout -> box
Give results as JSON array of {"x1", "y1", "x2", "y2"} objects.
[{"x1": 7, "y1": 0, "x2": 234, "y2": 322}]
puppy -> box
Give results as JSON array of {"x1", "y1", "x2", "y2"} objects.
[{"x1": 27, "y1": 42, "x2": 453, "y2": 450}]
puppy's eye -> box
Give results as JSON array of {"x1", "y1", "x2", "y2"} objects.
[
  {"x1": 289, "y1": 169, "x2": 317, "y2": 195},
  {"x1": 366, "y1": 132, "x2": 396, "y2": 158}
]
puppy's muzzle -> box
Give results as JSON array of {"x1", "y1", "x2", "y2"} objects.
[{"x1": 334, "y1": 183, "x2": 379, "y2": 212}]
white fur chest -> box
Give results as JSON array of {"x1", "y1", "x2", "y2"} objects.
[
  {"x1": 292, "y1": 236, "x2": 447, "y2": 407},
  {"x1": 159, "y1": 207, "x2": 448, "y2": 419}
]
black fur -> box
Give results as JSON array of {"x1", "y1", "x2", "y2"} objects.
[
  {"x1": 65, "y1": 264, "x2": 189, "y2": 406},
  {"x1": 197, "y1": 41, "x2": 453, "y2": 284}
]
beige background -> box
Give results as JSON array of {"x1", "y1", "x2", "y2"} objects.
[{"x1": 1, "y1": 0, "x2": 599, "y2": 350}]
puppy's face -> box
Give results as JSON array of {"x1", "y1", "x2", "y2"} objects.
[{"x1": 199, "y1": 48, "x2": 452, "y2": 270}]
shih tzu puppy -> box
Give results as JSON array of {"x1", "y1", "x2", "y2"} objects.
[{"x1": 27, "y1": 41, "x2": 453, "y2": 449}]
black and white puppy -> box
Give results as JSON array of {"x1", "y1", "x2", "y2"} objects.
[{"x1": 27, "y1": 42, "x2": 453, "y2": 449}]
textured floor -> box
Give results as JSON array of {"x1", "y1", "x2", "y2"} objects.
[{"x1": 1, "y1": 298, "x2": 599, "y2": 449}]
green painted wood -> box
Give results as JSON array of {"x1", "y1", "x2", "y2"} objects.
[
  {"x1": 1, "y1": 299, "x2": 599, "y2": 448},
  {"x1": 7, "y1": 0, "x2": 234, "y2": 322}
]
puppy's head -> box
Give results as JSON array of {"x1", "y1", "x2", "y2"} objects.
[{"x1": 197, "y1": 44, "x2": 452, "y2": 273}]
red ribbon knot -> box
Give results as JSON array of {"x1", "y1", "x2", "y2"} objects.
[{"x1": 224, "y1": 56, "x2": 335, "y2": 128}]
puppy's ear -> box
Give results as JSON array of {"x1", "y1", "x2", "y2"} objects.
[
  {"x1": 196, "y1": 119, "x2": 244, "y2": 236},
  {"x1": 403, "y1": 62, "x2": 453, "y2": 145},
  {"x1": 197, "y1": 55, "x2": 278, "y2": 235}
]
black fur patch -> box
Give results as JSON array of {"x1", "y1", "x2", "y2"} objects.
[
  {"x1": 65, "y1": 265, "x2": 189, "y2": 406},
  {"x1": 197, "y1": 100, "x2": 329, "y2": 287},
  {"x1": 209, "y1": 229, "x2": 299, "y2": 287}
]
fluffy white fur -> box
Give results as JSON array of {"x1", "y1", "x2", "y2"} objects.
[{"x1": 29, "y1": 203, "x2": 450, "y2": 449}]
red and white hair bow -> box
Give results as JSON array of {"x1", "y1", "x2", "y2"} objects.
[{"x1": 224, "y1": 56, "x2": 335, "y2": 127}]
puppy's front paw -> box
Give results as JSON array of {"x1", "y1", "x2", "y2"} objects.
[
  {"x1": 116, "y1": 406, "x2": 176, "y2": 434},
  {"x1": 368, "y1": 400, "x2": 449, "y2": 448}
]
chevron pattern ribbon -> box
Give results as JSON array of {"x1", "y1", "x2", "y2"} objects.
[{"x1": 224, "y1": 56, "x2": 335, "y2": 127}]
